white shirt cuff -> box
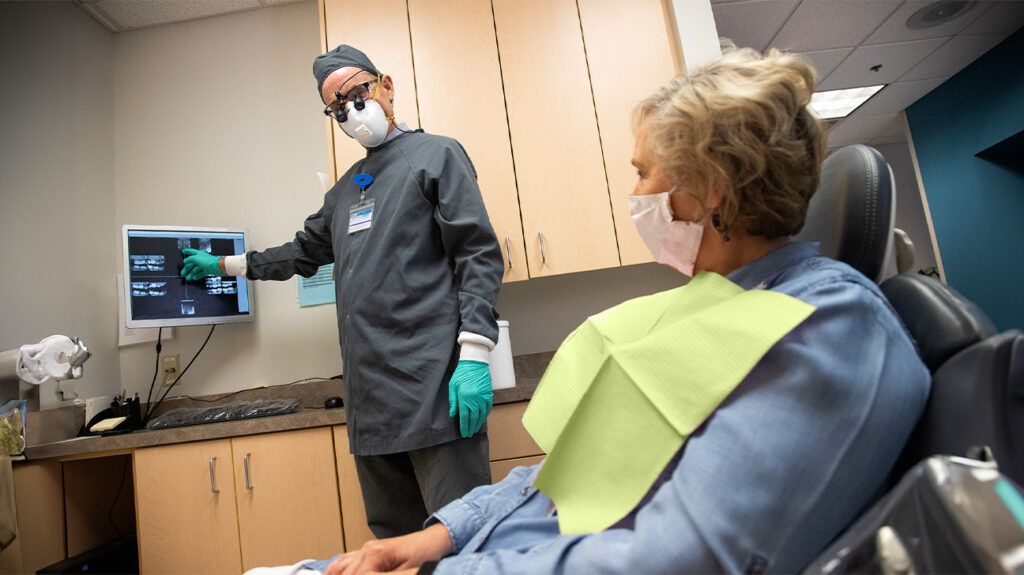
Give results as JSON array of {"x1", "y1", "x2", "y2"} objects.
[
  {"x1": 223, "y1": 254, "x2": 247, "y2": 277},
  {"x1": 458, "y1": 332, "x2": 496, "y2": 363}
]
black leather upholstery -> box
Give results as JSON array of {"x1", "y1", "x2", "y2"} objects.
[
  {"x1": 879, "y1": 272, "x2": 1021, "y2": 485},
  {"x1": 881, "y1": 274, "x2": 997, "y2": 372},
  {"x1": 796, "y1": 145, "x2": 894, "y2": 281},
  {"x1": 895, "y1": 330, "x2": 1024, "y2": 485}
]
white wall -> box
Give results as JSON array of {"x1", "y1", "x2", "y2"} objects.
[
  {"x1": 0, "y1": 2, "x2": 119, "y2": 408},
  {"x1": 875, "y1": 140, "x2": 939, "y2": 274},
  {"x1": 113, "y1": 0, "x2": 343, "y2": 399}
]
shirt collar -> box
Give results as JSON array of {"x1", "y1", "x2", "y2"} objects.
[
  {"x1": 726, "y1": 241, "x2": 820, "y2": 290},
  {"x1": 382, "y1": 122, "x2": 409, "y2": 145},
  {"x1": 365, "y1": 122, "x2": 411, "y2": 154}
]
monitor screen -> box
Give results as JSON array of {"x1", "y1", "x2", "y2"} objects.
[{"x1": 122, "y1": 225, "x2": 254, "y2": 328}]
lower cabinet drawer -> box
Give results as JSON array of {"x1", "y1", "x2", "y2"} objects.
[{"x1": 491, "y1": 455, "x2": 544, "y2": 484}]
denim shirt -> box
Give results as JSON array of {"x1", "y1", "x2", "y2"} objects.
[{"x1": 427, "y1": 242, "x2": 930, "y2": 574}]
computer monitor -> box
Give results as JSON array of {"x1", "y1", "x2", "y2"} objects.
[{"x1": 122, "y1": 225, "x2": 254, "y2": 329}]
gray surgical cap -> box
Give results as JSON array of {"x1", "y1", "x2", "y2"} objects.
[{"x1": 313, "y1": 44, "x2": 380, "y2": 95}]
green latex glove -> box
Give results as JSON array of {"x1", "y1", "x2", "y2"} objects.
[
  {"x1": 448, "y1": 360, "x2": 493, "y2": 438},
  {"x1": 180, "y1": 248, "x2": 221, "y2": 281}
]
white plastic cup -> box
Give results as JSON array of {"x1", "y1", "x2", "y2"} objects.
[{"x1": 489, "y1": 320, "x2": 516, "y2": 390}]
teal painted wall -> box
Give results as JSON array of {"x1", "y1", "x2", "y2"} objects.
[{"x1": 906, "y1": 28, "x2": 1024, "y2": 330}]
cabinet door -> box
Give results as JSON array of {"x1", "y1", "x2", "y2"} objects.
[
  {"x1": 488, "y1": 402, "x2": 543, "y2": 461},
  {"x1": 233, "y1": 427, "x2": 343, "y2": 571},
  {"x1": 493, "y1": 0, "x2": 620, "y2": 277},
  {"x1": 134, "y1": 440, "x2": 242, "y2": 575},
  {"x1": 579, "y1": 0, "x2": 680, "y2": 265},
  {"x1": 0, "y1": 460, "x2": 65, "y2": 575},
  {"x1": 332, "y1": 426, "x2": 375, "y2": 552},
  {"x1": 408, "y1": 0, "x2": 529, "y2": 283},
  {"x1": 323, "y1": 0, "x2": 419, "y2": 178}
]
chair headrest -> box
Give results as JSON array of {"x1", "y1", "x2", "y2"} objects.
[
  {"x1": 880, "y1": 273, "x2": 998, "y2": 371},
  {"x1": 796, "y1": 145, "x2": 895, "y2": 281}
]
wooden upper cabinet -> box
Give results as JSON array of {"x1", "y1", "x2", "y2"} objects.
[
  {"x1": 408, "y1": 0, "x2": 529, "y2": 283},
  {"x1": 322, "y1": 0, "x2": 419, "y2": 178},
  {"x1": 319, "y1": 0, "x2": 683, "y2": 278},
  {"x1": 493, "y1": 0, "x2": 620, "y2": 277},
  {"x1": 233, "y1": 427, "x2": 343, "y2": 571},
  {"x1": 134, "y1": 440, "x2": 242, "y2": 575},
  {"x1": 578, "y1": 0, "x2": 681, "y2": 266}
]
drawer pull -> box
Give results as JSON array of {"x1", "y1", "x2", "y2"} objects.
[
  {"x1": 243, "y1": 452, "x2": 254, "y2": 490},
  {"x1": 505, "y1": 236, "x2": 513, "y2": 270},
  {"x1": 209, "y1": 456, "x2": 220, "y2": 494},
  {"x1": 539, "y1": 232, "x2": 547, "y2": 265}
]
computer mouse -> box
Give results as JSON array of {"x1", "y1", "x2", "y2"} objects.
[{"x1": 324, "y1": 396, "x2": 344, "y2": 409}]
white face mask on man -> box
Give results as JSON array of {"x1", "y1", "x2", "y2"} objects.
[
  {"x1": 628, "y1": 188, "x2": 704, "y2": 277},
  {"x1": 339, "y1": 98, "x2": 390, "y2": 148}
]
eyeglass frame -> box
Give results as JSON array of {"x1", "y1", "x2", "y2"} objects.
[{"x1": 322, "y1": 77, "x2": 381, "y2": 123}]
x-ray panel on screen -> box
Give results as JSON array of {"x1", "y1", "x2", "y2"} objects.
[{"x1": 122, "y1": 225, "x2": 255, "y2": 329}]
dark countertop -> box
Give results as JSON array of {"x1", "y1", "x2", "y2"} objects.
[{"x1": 23, "y1": 352, "x2": 550, "y2": 461}]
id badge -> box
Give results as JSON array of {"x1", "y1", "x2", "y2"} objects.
[{"x1": 348, "y1": 198, "x2": 374, "y2": 234}]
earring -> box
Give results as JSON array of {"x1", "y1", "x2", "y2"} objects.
[{"x1": 711, "y1": 210, "x2": 731, "y2": 242}]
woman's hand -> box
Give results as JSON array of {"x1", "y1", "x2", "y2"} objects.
[{"x1": 324, "y1": 523, "x2": 453, "y2": 575}]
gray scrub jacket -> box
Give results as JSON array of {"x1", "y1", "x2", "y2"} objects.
[{"x1": 245, "y1": 130, "x2": 504, "y2": 456}]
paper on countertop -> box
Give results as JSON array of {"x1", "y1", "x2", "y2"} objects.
[
  {"x1": 90, "y1": 416, "x2": 127, "y2": 433},
  {"x1": 523, "y1": 272, "x2": 815, "y2": 534}
]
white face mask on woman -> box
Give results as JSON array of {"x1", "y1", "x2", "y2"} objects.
[
  {"x1": 628, "y1": 188, "x2": 704, "y2": 277},
  {"x1": 340, "y1": 98, "x2": 389, "y2": 148}
]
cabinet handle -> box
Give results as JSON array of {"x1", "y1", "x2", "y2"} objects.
[
  {"x1": 209, "y1": 456, "x2": 220, "y2": 494},
  {"x1": 504, "y1": 236, "x2": 513, "y2": 270},
  {"x1": 539, "y1": 232, "x2": 547, "y2": 265},
  {"x1": 243, "y1": 452, "x2": 253, "y2": 490}
]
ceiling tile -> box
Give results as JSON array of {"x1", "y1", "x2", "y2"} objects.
[
  {"x1": 98, "y1": 0, "x2": 260, "y2": 30},
  {"x1": 827, "y1": 112, "x2": 902, "y2": 148},
  {"x1": 863, "y1": 0, "x2": 989, "y2": 44},
  {"x1": 853, "y1": 77, "x2": 943, "y2": 115},
  {"x1": 818, "y1": 37, "x2": 947, "y2": 90},
  {"x1": 799, "y1": 47, "x2": 855, "y2": 84},
  {"x1": 960, "y1": 1, "x2": 1024, "y2": 35},
  {"x1": 900, "y1": 32, "x2": 1007, "y2": 81},
  {"x1": 712, "y1": 1, "x2": 800, "y2": 52},
  {"x1": 770, "y1": 0, "x2": 903, "y2": 52}
]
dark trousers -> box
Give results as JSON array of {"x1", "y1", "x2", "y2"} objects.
[{"x1": 353, "y1": 433, "x2": 491, "y2": 539}]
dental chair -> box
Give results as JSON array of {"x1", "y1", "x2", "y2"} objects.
[
  {"x1": 796, "y1": 145, "x2": 895, "y2": 282},
  {"x1": 882, "y1": 273, "x2": 1024, "y2": 486},
  {"x1": 800, "y1": 144, "x2": 1024, "y2": 573},
  {"x1": 798, "y1": 144, "x2": 1023, "y2": 481}
]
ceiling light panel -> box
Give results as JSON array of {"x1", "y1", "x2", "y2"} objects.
[{"x1": 810, "y1": 85, "x2": 886, "y2": 119}]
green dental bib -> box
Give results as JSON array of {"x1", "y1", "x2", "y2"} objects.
[{"x1": 523, "y1": 272, "x2": 815, "y2": 534}]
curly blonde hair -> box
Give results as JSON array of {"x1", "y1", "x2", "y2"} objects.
[{"x1": 636, "y1": 48, "x2": 826, "y2": 239}]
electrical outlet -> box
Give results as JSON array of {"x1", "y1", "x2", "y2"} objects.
[{"x1": 161, "y1": 354, "x2": 180, "y2": 388}]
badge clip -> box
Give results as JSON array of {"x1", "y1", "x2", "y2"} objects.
[{"x1": 354, "y1": 173, "x2": 373, "y2": 201}]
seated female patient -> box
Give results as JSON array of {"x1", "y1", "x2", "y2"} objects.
[{"x1": 303, "y1": 48, "x2": 929, "y2": 575}]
